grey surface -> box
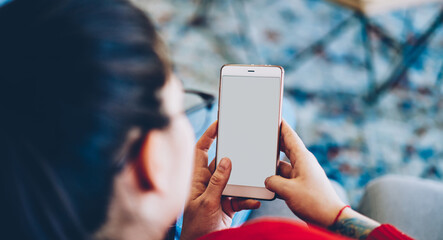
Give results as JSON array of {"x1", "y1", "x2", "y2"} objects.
[{"x1": 358, "y1": 175, "x2": 443, "y2": 240}]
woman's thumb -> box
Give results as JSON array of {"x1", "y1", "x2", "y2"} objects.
[
  {"x1": 265, "y1": 175, "x2": 292, "y2": 199},
  {"x1": 204, "y1": 158, "x2": 231, "y2": 200}
]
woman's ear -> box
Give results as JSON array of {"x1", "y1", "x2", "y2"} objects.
[{"x1": 132, "y1": 129, "x2": 169, "y2": 193}]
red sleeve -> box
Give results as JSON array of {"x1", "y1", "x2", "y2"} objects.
[
  {"x1": 197, "y1": 218, "x2": 351, "y2": 240},
  {"x1": 367, "y1": 224, "x2": 415, "y2": 240}
]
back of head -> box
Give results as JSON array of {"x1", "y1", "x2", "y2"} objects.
[{"x1": 0, "y1": 0, "x2": 170, "y2": 238}]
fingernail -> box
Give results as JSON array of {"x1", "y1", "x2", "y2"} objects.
[{"x1": 219, "y1": 158, "x2": 229, "y2": 171}]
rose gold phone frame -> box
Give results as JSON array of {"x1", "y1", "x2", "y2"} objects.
[{"x1": 215, "y1": 64, "x2": 284, "y2": 200}]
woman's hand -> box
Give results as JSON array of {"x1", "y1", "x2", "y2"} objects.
[
  {"x1": 265, "y1": 120, "x2": 380, "y2": 239},
  {"x1": 181, "y1": 121, "x2": 260, "y2": 240},
  {"x1": 264, "y1": 120, "x2": 347, "y2": 227}
]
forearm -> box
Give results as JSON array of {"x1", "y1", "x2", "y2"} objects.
[{"x1": 330, "y1": 208, "x2": 380, "y2": 239}]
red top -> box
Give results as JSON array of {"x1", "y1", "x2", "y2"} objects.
[{"x1": 198, "y1": 218, "x2": 414, "y2": 240}]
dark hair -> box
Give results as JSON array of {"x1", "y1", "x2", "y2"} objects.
[{"x1": 0, "y1": 0, "x2": 170, "y2": 238}]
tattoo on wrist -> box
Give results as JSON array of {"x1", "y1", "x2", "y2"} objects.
[{"x1": 330, "y1": 217, "x2": 378, "y2": 240}]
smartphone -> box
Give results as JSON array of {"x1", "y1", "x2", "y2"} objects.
[{"x1": 215, "y1": 64, "x2": 284, "y2": 200}]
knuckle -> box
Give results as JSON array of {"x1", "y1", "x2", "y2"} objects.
[{"x1": 210, "y1": 172, "x2": 224, "y2": 186}]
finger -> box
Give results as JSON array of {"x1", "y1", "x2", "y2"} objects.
[
  {"x1": 221, "y1": 197, "x2": 234, "y2": 218},
  {"x1": 277, "y1": 160, "x2": 293, "y2": 178},
  {"x1": 194, "y1": 150, "x2": 210, "y2": 170},
  {"x1": 264, "y1": 175, "x2": 292, "y2": 200},
  {"x1": 203, "y1": 157, "x2": 231, "y2": 200},
  {"x1": 189, "y1": 168, "x2": 212, "y2": 200},
  {"x1": 196, "y1": 121, "x2": 218, "y2": 152},
  {"x1": 208, "y1": 158, "x2": 215, "y2": 174},
  {"x1": 280, "y1": 120, "x2": 308, "y2": 166},
  {"x1": 231, "y1": 198, "x2": 261, "y2": 212},
  {"x1": 221, "y1": 197, "x2": 261, "y2": 218},
  {"x1": 194, "y1": 121, "x2": 218, "y2": 169}
]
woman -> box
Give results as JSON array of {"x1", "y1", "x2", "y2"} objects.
[{"x1": 0, "y1": 0, "x2": 413, "y2": 239}]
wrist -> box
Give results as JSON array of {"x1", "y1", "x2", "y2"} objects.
[
  {"x1": 319, "y1": 202, "x2": 347, "y2": 227},
  {"x1": 338, "y1": 208, "x2": 380, "y2": 227},
  {"x1": 329, "y1": 208, "x2": 381, "y2": 239},
  {"x1": 330, "y1": 205, "x2": 351, "y2": 227}
]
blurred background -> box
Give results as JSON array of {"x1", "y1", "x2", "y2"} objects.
[
  {"x1": 131, "y1": 0, "x2": 443, "y2": 205},
  {"x1": 1, "y1": 0, "x2": 440, "y2": 206}
]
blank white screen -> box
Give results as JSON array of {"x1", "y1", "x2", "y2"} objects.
[{"x1": 217, "y1": 75, "x2": 281, "y2": 188}]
